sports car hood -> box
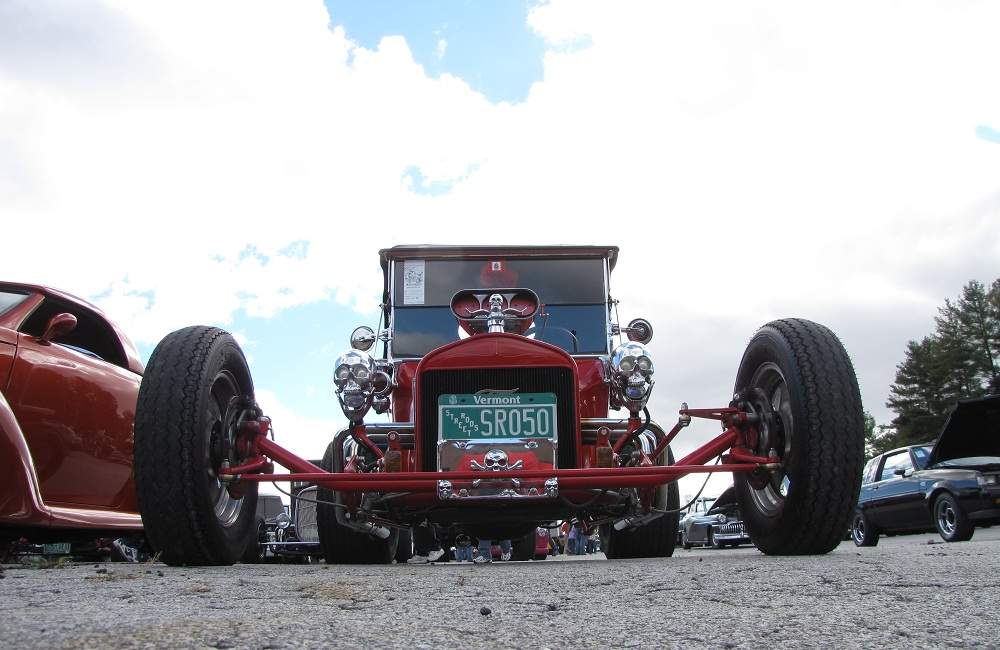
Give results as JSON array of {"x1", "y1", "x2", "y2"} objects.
[{"x1": 927, "y1": 395, "x2": 1000, "y2": 467}]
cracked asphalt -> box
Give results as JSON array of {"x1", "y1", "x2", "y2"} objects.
[{"x1": 2, "y1": 528, "x2": 998, "y2": 649}]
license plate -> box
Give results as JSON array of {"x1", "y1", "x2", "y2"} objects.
[
  {"x1": 438, "y1": 392, "x2": 557, "y2": 440},
  {"x1": 43, "y1": 543, "x2": 71, "y2": 555}
]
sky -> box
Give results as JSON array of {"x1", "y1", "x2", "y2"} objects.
[{"x1": 2, "y1": 0, "x2": 999, "y2": 500}]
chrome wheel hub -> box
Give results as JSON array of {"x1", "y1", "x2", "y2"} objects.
[
  {"x1": 853, "y1": 516, "x2": 865, "y2": 543},
  {"x1": 745, "y1": 363, "x2": 794, "y2": 517},
  {"x1": 937, "y1": 501, "x2": 956, "y2": 536},
  {"x1": 205, "y1": 370, "x2": 247, "y2": 528}
]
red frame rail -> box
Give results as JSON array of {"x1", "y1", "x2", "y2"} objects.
[{"x1": 220, "y1": 406, "x2": 772, "y2": 494}]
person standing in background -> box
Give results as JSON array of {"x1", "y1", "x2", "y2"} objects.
[{"x1": 454, "y1": 533, "x2": 473, "y2": 562}]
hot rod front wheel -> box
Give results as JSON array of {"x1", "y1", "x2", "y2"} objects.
[
  {"x1": 316, "y1": 440, "x2": 399, "y2": 564},
  {"x1": 733, "y1": 318, "x2": 864, "y2": 555},
  {"x1": 600, "y1": 447, "x2": 679, "y2": 559},
  {"x1": 134, "y1": 326, "x2": 259, "y2": 566}
]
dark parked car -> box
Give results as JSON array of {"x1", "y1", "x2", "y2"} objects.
[
  {"x1": 243, "y1": 476, "x2": 330, "y2": 563},
  {"x1": 0, "y1": 282, "x2": 144, "y2": 548},
  {"x1": 853, "y1": 395, "x2": 1000, "y2": 545},
  {"x1": 680, "y1": 486, "x2": 751, "y2": 549},
  {"x1": 260, "y1": 474, "x2": 324, "y2": 562},
  {"x1": 242, "y1": 494, "x2": 286, "y2": 563}
]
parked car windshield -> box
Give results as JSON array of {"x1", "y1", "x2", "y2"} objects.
[
  {"x1": 911, "y1": 445, "x2": 933, "y2": 469},
  {"x1": 0, "y1": 290, "x2": 29, "y2": 317},
  {"x1": 687, "y1": 497, "x2": 716, "y2": 515},
  {"x1": 862, "y1": 456, "x2": 880, "y2": 484},
  {"x1": 390, "y1": 257, "x2": 608, "y2": 357}
]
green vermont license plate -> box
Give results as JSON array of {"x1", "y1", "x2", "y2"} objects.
[{"x1": 438, "y1": 392, "x2": 557, "y2": 440}]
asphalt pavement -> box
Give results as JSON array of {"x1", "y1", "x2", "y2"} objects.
[{"x1": 2, "y1": 528, "x2": 999, "y2": 649}]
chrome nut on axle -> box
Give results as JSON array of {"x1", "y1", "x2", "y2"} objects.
[{"x1": 678, "y1": 402, "x2": 691, "y2": 426}]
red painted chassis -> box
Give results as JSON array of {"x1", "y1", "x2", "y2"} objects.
[{"x1": 221, "y1": 406, "x2": 775, "y2": 499}]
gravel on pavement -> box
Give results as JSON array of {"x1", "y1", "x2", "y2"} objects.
[{"x1": 2, "y1": 529, "x2": 999, "y2": 649}]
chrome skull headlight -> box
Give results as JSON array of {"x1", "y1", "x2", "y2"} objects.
[
  {"x1": 333, "y1": 349, "x2": 376, "y2": 421},
  {"x1": 334, "y1": 350, "x2": 375, "y2": 390},
  {"x1": 610, "y1": 341, "x2": 655, "y2": 413}
]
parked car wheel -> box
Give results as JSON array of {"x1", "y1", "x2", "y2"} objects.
[
  {"x1": 852, "y1": 509, "x2": 879, "y2": 547},
  {"x1": 733, "y1": 319, "x2": 865, "y2": 555},
  {"x1": 241, "y1": 517, "x2": 266, "y2": 563},
  {"x1": 709, "y1": 529, "x2": 723, "y2": 550},
  {"x1": 510, "y1": 529, "x2": 536, "y2": 561},
  {"x1": 934, "y1": 493, "x2": 974, "y2": 542},
  {"x1": 394, "y1": 527, "x2": 413, "y2": 563},
  {"x1": 601, "y1": 448, "x2": 679, "y2": 559},
  {"x1": 316, "y1": 440, "x2": 398, "y2": 564},
  {"x1": 134, "y1": 326, "x2": 259, "y2": 566}
]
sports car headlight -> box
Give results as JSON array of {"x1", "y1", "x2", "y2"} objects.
[{"x1": 978, "y1": 474, "x2": 998, "y2": 487}]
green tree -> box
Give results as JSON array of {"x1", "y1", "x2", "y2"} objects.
[
  {"x1": 886, "y1": 278, "x2": 999, "y2": 446},
  {"x1": 862, "y1": 411, "x2": 882, "y2": 458},
  {"x1": 951, "y1": 279, "x2": 1000, "y2": 392}
]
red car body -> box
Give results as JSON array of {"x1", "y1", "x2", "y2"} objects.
[
  {"x1": 131, "y1": 244, "x2": 867, "y2": 566},
  {"x1": 0, "y1": 282, "x2": 143, "y2": 536}
]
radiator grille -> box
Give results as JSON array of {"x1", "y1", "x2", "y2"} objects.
[
  {"x1": 718, "y1": 522, "x2": 745, "y2": 535},
  {"x1": 419, "y1": 366, "x2": 576, "y2": 471},
  {"x1": 293, "y1": 486, "x2": 319, "y2": 543}
]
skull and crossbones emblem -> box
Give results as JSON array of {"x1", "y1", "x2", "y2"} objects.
[{"x1": 471, "y1": 448, "x2": 524, "y2": 472}]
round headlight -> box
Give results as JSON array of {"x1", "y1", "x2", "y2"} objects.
[
  {"x1": 716, "y1": 514, "x2": 727, "y2": 524},
  {"x1": 611, "y1": 342, "x2": 653, "y2": 378},
  {"x1": 275, "y1": 512, "x2": 292, "y2": 529}
]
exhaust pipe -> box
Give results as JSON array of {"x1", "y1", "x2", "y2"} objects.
[
  {"x1": 338, "y1": 509, "x2": 392, "y2": 539},
  {"x1": 613, "y1": 511, "x2": 665, "y2": 531}
]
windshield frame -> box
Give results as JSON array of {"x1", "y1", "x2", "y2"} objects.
[{"x1": 386, "y1": 256, "x2": 612, "y2": 361}]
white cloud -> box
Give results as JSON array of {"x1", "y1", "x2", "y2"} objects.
[{"x1": 2, "y1": 0, "x2": 999, "y2": 461}]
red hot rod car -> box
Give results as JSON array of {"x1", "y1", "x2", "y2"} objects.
[
  {"x1": 132, "y1": 246, "x2": 865, "y2": 565},
  {"x1": 0, "y1": 282, "x2": 144, "y2": 541}
]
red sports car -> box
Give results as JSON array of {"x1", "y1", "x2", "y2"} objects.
[{"x1": 0, "y1": 282, "x2": 144, "y2": 545}]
